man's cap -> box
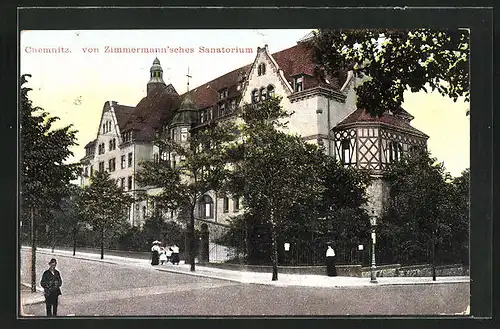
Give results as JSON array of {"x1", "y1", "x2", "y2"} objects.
[{"x1": 48, "y1": 258, "x2": 57, "y2": 265}]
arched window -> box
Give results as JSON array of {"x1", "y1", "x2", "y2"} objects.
[
  {"x1": 260, "y1": 87, "x2": 267, "y2": 101},
  {"x1": 251, "y1": 89, "x2": 259, "y2": 104},
  {"x1": 267, "y1": 85, "x2": 275, "y2": 98},
  {"x1": 257, "y1": 63, "x2": 266, "y2": 76},
  {"x1": 198, "y1": 195, "x2": 214, "y2": 219}
]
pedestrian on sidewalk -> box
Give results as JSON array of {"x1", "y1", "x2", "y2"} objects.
[
  {"x1": 159, "y1": 246, "x2": 167, "y2": 265},
  {"x1": 151, "y1": 242, "x2": 160, "y2": 266},
  {"x1": 171, "y1": 244, "x2": 180, "y2": 265},
  {"x1": 40, "y1": 258, "x2": 62, "y2": 317},
  {"x1": 326, "y1": 243, "x2": 337, "y2": 277},
  {"x1": 166, "y1": 246, "x2": 173, "y2": 264}
]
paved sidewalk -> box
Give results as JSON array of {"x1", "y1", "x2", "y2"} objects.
[{"x1": 21, "y1": 246, "x2": 470, "y2": 291}]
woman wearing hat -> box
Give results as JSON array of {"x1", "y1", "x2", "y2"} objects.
[
  {"x1": 40, "y1": 258, "x2": 63, "y2": 316},
  {"x1": 151, "y1": 242, "x2": 160, "y2": 266}
]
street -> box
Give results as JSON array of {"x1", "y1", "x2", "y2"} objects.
[{"x1": 21, "y1": 250, "x2": 469, "y2": 316}]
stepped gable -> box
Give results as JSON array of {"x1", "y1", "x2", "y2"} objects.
[
  {"x1": 122, "y1": 89, "x2": 181, "y2": 142},
  {"x1": 335, "y1": 108, "x2": 428, "y2": 138}
]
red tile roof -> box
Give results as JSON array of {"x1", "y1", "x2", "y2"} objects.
[
  {"x1": 335, "y1": 108, "x2": 428, "y2": 137},
  {"x1": 121, "y1": 88, "x2": 181, "y2": 142},
  {"x1": 181, "y1": 43, "x2": 344, "y2": 110}
]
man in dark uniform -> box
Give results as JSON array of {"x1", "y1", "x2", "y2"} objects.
[{"x1": 40, "y1": 258, "x2": 62, "y2": 316}]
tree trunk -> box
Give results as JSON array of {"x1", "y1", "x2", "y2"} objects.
[
  {"x1": 270, "y1": 217, "x2": 278, "y2": 281},
  {"x1": 51, "y1": 216, "x2": 56, "y2": 253},
  {"x1": 101, "y1": 226, "x2": 104, "y2": 260},
  {"x1": 190, "y1": 210, "x2": 196, "y2": 272},
  {"x1": 30, "y1": 207, "x2": 37, "y2": 293},
  {"x1": 431, "y1": 239, "x2": 436, "y2": 281},
  {"x1": 72, "y1": 223, "x2": 77, "y2": 256}
]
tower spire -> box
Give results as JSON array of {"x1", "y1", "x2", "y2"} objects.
[{"x1": 186, "y1": 67, "x2": 192, "y2": 92}]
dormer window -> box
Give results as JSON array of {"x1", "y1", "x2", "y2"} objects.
[
  {"x1": 257, "y1": 63, "x2": 266, "y2": 76},
  {"x1": 294, "y1": 76, "x2": 303, "y2": 92},
  {"x1": 251, "y1": 89, "x2": 259, "y2": 104},
  {"x1": 219, "y1": 88, "x2": 228, "y2": 100}
]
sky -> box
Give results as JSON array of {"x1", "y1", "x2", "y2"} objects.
[{"x1": 20, "y1": 29, "x2": 470, "y2": 177}]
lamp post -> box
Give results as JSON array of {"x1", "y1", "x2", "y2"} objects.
[{"x1": 370, "y1": 211, "x2": 378, "y2": 284}]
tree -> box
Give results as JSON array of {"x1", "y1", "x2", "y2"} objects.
[
  {"x1": 79, "y1": 171, "x2": 134, "y2": 259},
  {"x1": 48, "y1": 184, "x2": 83, "y2": 256},
  {"x1": 136, "y1": 120, "x2": 238, "y2": 272},
  {"x1": 20, "y1": 74, "x2": 79, "y2": 292},
  {"x1": 227, "y1": 97, "x2": 326, "y2": 280},
  {"x1": 380, "y1": 150, "x2": 458, "y2": 279},
  {"x1": 310, "y1": 29, "x2": 470, "y2": 117}
]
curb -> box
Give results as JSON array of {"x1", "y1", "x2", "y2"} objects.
[
  {"x1": 23, "y1": 249, "x2": 470, "y2": 288},
  {"x1": 21, "y1": 283, "x2": 46, "y2": 306}
]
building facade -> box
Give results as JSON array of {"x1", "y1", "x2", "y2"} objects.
[{"x1": 79, "y1": 34, "x2": 428, "y2": 241}]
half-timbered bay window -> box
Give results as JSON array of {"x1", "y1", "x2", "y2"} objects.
[{"x1": 198, "y1": 195, "x2": 214, "y2": 219}]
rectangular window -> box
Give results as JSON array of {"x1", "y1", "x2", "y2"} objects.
[
  {"x1": 98, "y1": 143, "x2": 105, "y2": 155},
  {"x1": 108, "y1": 158, "x2": 116, "y2": 172},
  {"x1": 121, "y1": 155, "x2": 126, "y2": 169},
  {"x1": 120, "y1": 177, "x2": 125, "y2": 188},
  {"x1": 233, "y1": 197, "x2": 240, "y2": 212},
  {"x1": 219, "y1": 103, "x2": 226, "y2": 117},
  {"x1": 172, "y1": 129, "x2": 177, "y2": 141},
  {"x1": 90, "y1": 165, "x2": 93, "y2": 175},
  {"x1": 128, "y1": 152, "x2": 133, "y2": 167},
  {"x1": 223, "y1": 197, "x2": 229, "y2": 213},
  {"x1": 230, "y1": 99, "x2": 236, "y2": 111},
  {"x1": 153, "y1": 153, "x2": 159, "y2": 163},
  {"x1": 341, "y1": 140, "x2": 350, "y2": 164},
  {"x1": 294, "y1": 77, "x2": 303, "y2": 92},
  {"x1": 180, "y1": 127, "x2": 188, "y2": 141},
  {"x1": 98, "y1": 161, "x2": 104, "y2": 172},
  {"x1": 128, "y1": 176, "x2": 133, "y2": 190},
  {"x1": 200, "y1": 111, "x2": 206, "y2": 123}
]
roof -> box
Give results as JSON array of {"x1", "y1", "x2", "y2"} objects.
[
  {"x1": 181, "y1": 43, "x2": 345, "y2": 112},
  {"x1": 335, "y1": 108, "x2": 428, "y2": 138},
  {"x1": 184, "y1": 64, "x2": 252, "y2": 109},
  {"x1": 84, "y1": 139, "x2": 96, "y2": 149},
  {"x1": 113, "y1": 104, "x2": 136, "y2": 130},
  {"x1": 122, "y1": 89, "x2": 181, "y2": 142}
]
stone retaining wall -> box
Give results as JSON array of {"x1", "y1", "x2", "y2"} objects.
[{"x1": 203, "y1": 262, "x2": 469, "y2": 277}]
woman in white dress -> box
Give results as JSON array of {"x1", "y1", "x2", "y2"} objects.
[{"x1": 159, "y1": 247, "x2": 167, "y2": 265}]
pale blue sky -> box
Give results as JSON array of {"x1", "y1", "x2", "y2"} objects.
[{"x1": 20, "y1": 29, "x2": 470, "y2": 177}]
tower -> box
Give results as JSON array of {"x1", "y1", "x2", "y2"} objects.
[{"x1": 147, "y1": 57, "x2": 167, "y2": 96}]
